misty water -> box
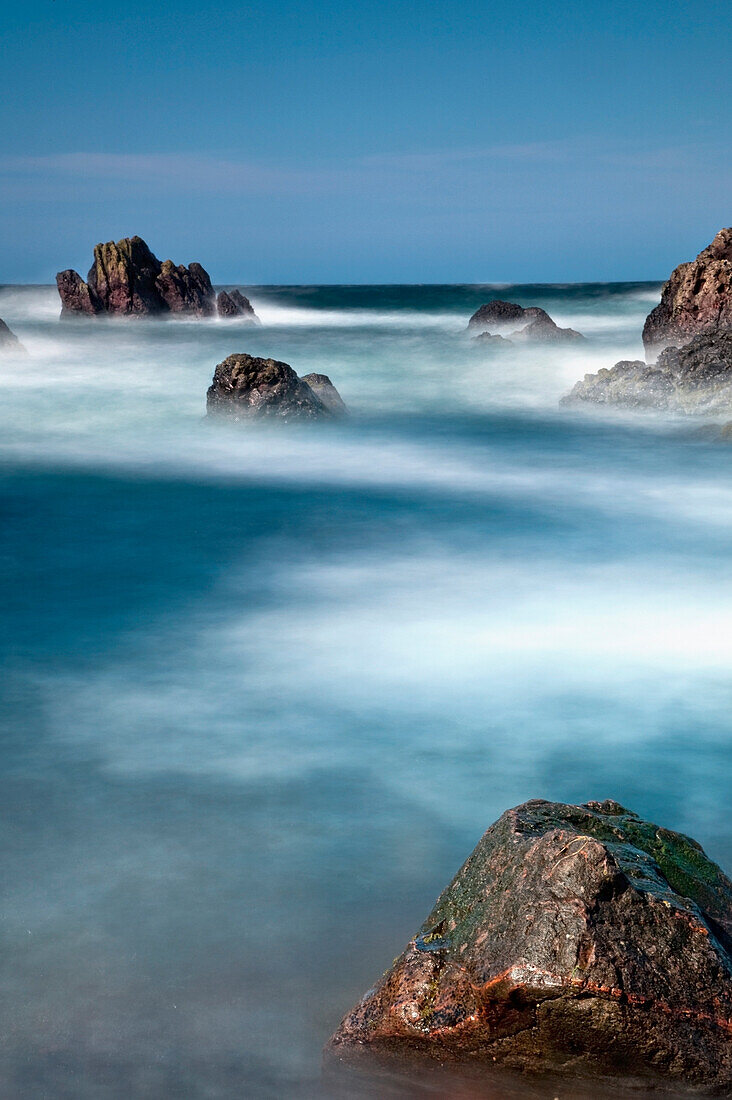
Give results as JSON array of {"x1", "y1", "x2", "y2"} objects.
[{"x1": 1, "y1": 282, "x2": 731, "y2": 1098}]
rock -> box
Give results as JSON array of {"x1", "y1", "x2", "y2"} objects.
[
  {"x1": 511, "y1": 314, "x2": 585, "y2": 343},
  {"x1": 216, "y1": 289, "x2": 259, "y2": 321},
  {"x1": 328, "y1": 798, "x2": 732, "y2": 1092},
  {"x1": 206, "y1": 354, "x2": 337, "y2": 421},
  {"x1": 156, "y1": 259, "x2": 215, "y2": 316},
  {"x1": 468, "y1": 300, "x2": 585, "y2": 342},
  {"x1": 563, "y1": 331, "x2": 732, "y2": 414},
  {"x1": 0, "y1": 318, "x2": 26, "y2": 354},
  {"x1": 56, "y1": 270, "x2": 102, "y2": 317},
  {"x1": 300, "y1": 373, "x2": 348, "y2": 416},
  {"x1": 56, "y1": 236, "x2": 216, "y2": 317},
  {"x1": 643, "y1": 228, "x2": 732, "y2": 357},
  {"x1": 468, "y1": 300, "x2": 527, "y2": 330},
  {"x1": 473, "y1": 333, "x2": 513, "y2": 347}
]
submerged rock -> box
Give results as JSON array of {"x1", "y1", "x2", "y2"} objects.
[
  {"x1": 216, "y1": 289, "x2": 259, "y2": 321},
  {"x1": 300, "y1": 373, "x2": 348, "y2": 416},
  {"x1": 206, "y1": 354, "x2": 343, "y2": 421},
  {"x1": 468, "y1": 300, "x2": 585, "y2": 343},
  {"x1": 643, "y1": 228, "x2": 732, "y2": 358},
  {"x1": 57, "y1": 236, "x2": 216, "y2": 317},
  {"x1": 563, "y1": 331, "x2": 732, "y2": 413},
  {"x1": 0, "y1": 317, "x2": 27, "y2": 354},
  {"x1": 328, "y1": 798, "x2": 732, "y2": 1092}
]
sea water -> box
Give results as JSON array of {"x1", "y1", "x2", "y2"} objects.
[{"x1": 1, "y1": 282, "x2": 730, "y2": 1097}]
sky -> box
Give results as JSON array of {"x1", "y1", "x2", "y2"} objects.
[{"x1": 1, "y1": 0, "x2": 731, "y2": 283}]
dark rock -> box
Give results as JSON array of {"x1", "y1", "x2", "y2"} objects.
[
  {"x1": 328, "y1": 798, "x2": 732, "y2": 1092},
  {"x1": 56, "y1": 270, "x2": 102, "y2": 317},
  {"x1": 468, "y1": 300, "x2": 527, "y2": 330},
  {"x1": 216, "y1": 289, "x2": 259, "y2": 321},
  {"x1": 563, "y1": 331, "x2": 732, "y2": 413},
  {"x1": 643, "y1": 228, "x2": 732, "y2": 358},
  {"x1": 206, "y1": 354, "x2": 335, "y2": 421},
  {"x1": 156, "y1": 259, "x2": 215, "y2": 316},
  {"x1": 468, "y1": 300, "x2": 585, "y2": 342},
  {"x1": 300, "y1": 373, "x2": 348, "y2": 416},
  {"x1": 0, "y1": 317, "x2": 26, "y2": 354},
  {"x1": 56, "y1": 236, "x2": 216, "y2": 317}
]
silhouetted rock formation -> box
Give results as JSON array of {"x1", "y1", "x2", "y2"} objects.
[
  {"x1": 57, "y1": 236, "x2": 215, "y2": 317},
  {"x1": 300, "y1": 373, "x2": 348, "y2": 416},
  {"x1": 328, "y1": 799, "x2": 732, "y2": 1092},
  {"x1": 563, "y1": 330, "x2": 732, "y2": 413},
  {"x1": 0, "y1": 318, "x2": 26, "y2": 354},
  {"x1": 468, "y1": 300, "x2": 585, "y2": 343},
  {"x1": 643, "y1": 228, "x2": 732, "y2": 358},
  {"x1": 216, "y1": 289, "x2": 259, "y2": 321},
  {"x1": 206, "y1": 354, "x2": 344, "y2": 422}
]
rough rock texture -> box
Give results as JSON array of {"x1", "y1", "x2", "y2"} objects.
[
  {"x1": 563, "y1": 331, "x2": 732, "y2": 414},
  {"x1": 468, "y1": 300, "x2": 528, "y2": 330},
  {"x1": 216, "y1": 289, "x2": 259, "y2": 321},
  {"x1": 0, "y1": 318, "x2": 26, "y2": 354},
  {"x1": 468, "y1": 300, "x2": 585, "y2": 342},
  {"x1": 57, "y1": 236, "x2": 215, "y2": 317},
  {"x1": 206, "y1": 354, "x2": 337, "y2": 421},
  {"x1": 56, "y1": 269, "x2": 102, "y2": 317},
  {"x1": 473, "y1": 333, "x2": 513, "y2": 347},
  {"x1": 156, "y1": 259, "x2": 215, "y2": 316},
  {"x1": 643, "y1": 228, "x2": 732, "y2": 357},
  {"x1": 328, "y1": 799, "x2": 732, "y2": 1092},
  {"x1": 300, "y1": 373, "x2": 348, "y2": 416}
]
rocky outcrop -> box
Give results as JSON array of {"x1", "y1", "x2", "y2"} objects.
[
  {"x1": 206, "y1": 354, "x2": 344, "y2": 422},
  {"x1": 300, "y1": 373, "x2": 348, "y2": 416},
  {"x1": 468, "y1": 300, "x2": 585, "y2": 343},
  {"x1": 216, "y1": 289, "x2": 258, "y2": 321},
  {"x1": 57, "y1": 236, "x2": 215, "y2": 317},
  {"x1": 328, "y1": 798, "x2": 732, "y2": 1092},
  {"x1": 563, "y1": 331, "x2": 732, "y2": 413},
  {"x1": 0, "y1": 318, "x2": 26, "y2": 354},
  {"x1": 643, "y1": 228, "x2": 732, "y2": 357}
]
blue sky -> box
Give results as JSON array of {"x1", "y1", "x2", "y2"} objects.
[{"x1": 1, "y1": 0, "x2": 730, "y2": 282}]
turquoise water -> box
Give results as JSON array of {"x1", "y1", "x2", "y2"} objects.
[{"x1": 1, "y1": 282, "x2": 730, "y2": 1097}]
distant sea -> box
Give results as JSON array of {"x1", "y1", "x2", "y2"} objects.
[{"x1": 1, "y1": 282, "x2": 730, "y2": 1098}]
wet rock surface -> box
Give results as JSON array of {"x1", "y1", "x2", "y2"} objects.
[
  {"x1": 643, "y1": 228, "x2": 732, "y2": 358},
  {"x1": 216, "y1": 289, "x2": 259, "y2": 320},
  {"x1": 468, "y1": 300, "x2": 585, "y2": 343},
  {"x1": 328, "y1": 799, "x2": 732, "y2": 1092},
  {"x1": 206, "y1": 354, "x2": 343, "y2": 421},
  {"x1": 563, "y1": 331, "x2": 732, "y2": 413},
  {"x1": 56, "y1": 236, "x2": 215, "y2": 317}
]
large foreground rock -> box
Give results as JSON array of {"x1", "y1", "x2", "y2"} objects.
[
  {"x1": 328, "y1": 799, "x2": 732, "y2": 1092},
  {"x1": 468, "y1": 300, "x2": 584, "y2": 343},
  {"x1": 643, "y1": 228, "x2": 732, "y2": 357},
  {"x1": 57, "y1": 236, "x2": 215, "y2": 317},
  {"x1": 563, "y1": 331, "x2": 732, "y2": 414},
  {"x1": 206, "y1": 354, "x2": 345, "y2": 421},
  {"x1": 216, "y1": 289, "x2": 258, "y2": 321}
]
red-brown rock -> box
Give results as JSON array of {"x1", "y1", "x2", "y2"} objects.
[
  {"x1": 56, "y1": 236, "x2": 216, "y2": 318},
  {"x1": 328, "y1": 799, "x2": 732, "y2": 1092},
  {"x1": 643, "y1": 229, "x2": 732, "y2": 358}
]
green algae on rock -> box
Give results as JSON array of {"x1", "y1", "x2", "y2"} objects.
[{"x1": 327, "y1": 799, "x2": 732, "y2": 1093}]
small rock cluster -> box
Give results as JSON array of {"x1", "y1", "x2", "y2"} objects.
[
  {"x1": 206, "y1": 354, "x2": 346, "y2": 422},
  {"x1": 469, "y1": 300, "x2": 585, "y2": 344},
  {"x1": 56, "y1": 236, "x2": 259, "y2": 322}
]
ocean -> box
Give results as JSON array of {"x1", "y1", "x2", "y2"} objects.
[{"x1": 1, "y1": 282, "x2": 730, "y2": 1098}]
